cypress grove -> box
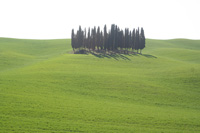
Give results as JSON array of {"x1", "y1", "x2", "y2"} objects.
[{"x1": 71, "y1": 24, "x2": 145, "y2": 54}]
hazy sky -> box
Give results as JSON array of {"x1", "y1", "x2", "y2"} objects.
[{"x1": 0, "y1": 0, "x2": 200, "y2": 39}]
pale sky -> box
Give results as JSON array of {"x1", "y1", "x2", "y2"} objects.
[{"x1": 0, "y1": 0, "x2": 200, "y2": 39}]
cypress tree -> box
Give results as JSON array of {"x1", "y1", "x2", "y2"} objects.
[
  {"x1": 71, "y1": 29, "x2": 75, "y2": 52},
  {"x1": 77, "y1": 26, "x2": 83, "y2": 50},
  {"x1": 110, "y1": 24, "x2": 115, "y2": 51},
  {"x1": 91, "y1": 27, "x2": 96, "y2": 51},
  {"x1": 76, "y1": 30, "x2": 79, "y2": 49},
  {"x1": 124, "y1": 28, "x2": 129, "y2": 52},
  {"x1": 87, "y1": 28, "x2": 91, "y2": 50},
  {"x1": 122, "y1": 30, "x2": 125, "y2": 51},
  {"x1": 115, "y1": 25, "x2": 119, "y2": 50},
  {"x1": 129, "y1": 31, "x2": 132, "y2": 50},
  {"x1": 139, "y1": 27, "x2": 145, "y2": 54},
  {"x1": 137, "y1": 27, "x2": 140, "y2": 53},
  {"x1": 100, "y1": 31, "x2": 103, "y2": 50},
  {"x1": 132, "y1": 29, "x2": 135, "y2": 51},
  {"x1": 83, "y1": 28, "x2": 86, "y2": 49},
  {"x1": 91, "y1": 28, "x2": 94, "y2": 50},
  {"x1": 135, "y1": 28, "x2": 139, "y2": 53},
  {"x1": 119, "y1": 30, "x2": 124, "y2": 52},
  {"x1": 97, "y1": 26, "x2": 100, "y2": 51},
  {"x1": 94, "y1": 26, "x2": 97, "y2": 50},
  {"x1": 108, "y1": 31, "x2": 111, "y2": 51},
  {"x1": 103, "y1": 25, "x2": 108, "y2": 51}
]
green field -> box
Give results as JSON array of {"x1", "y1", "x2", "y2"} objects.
[{"x1": 0, "y1": 37, "x2": 200, "y2": 132}]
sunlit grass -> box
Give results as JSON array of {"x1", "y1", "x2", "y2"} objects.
[{"x1": 0, "y1": 38, "x2": 200, "y2": 132}]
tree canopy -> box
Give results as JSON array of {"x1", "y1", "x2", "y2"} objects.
[{"x1": 71, "y1": 24, "x2": 145, "y2": 54}]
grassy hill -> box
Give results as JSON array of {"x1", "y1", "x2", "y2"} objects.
[{"x1": 0, "y1": 37, "x2": 200, "y2": 132}]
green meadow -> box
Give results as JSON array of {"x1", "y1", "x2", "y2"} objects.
[{"x1": 0, "y1": 38, "x2": 200, "y2": 132}]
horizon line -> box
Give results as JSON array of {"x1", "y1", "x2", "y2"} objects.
[{"x1": 0, "y1": 37, "x2": 200, "y2": 41}]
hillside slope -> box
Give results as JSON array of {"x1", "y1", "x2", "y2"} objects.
[{"x1": 0, "y1": 38, "x2": 200, "y2": 132}]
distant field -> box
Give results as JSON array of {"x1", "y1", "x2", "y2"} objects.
[{"x1": 0, "y1": 37, "x2": 200, "y2": 132}]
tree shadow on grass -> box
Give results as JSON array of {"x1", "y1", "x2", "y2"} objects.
[
  {"x1": 91, "y1": 53, "x2": 157, "y2": 60},
  {"x1": 90, "y1": 52, "x2": 131, "y2": 61},
  {"x1": 74, "y1": 50, "x2": 157, "y2": 60},
  {"x1": 141, "y1": 54, "x2": 157, "y2": 58}
]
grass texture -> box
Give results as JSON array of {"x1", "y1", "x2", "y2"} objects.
[{"x1": 0, "y1": 37, "x2": 200, "y2": 132}]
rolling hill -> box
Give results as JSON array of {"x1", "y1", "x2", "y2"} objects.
[{"x1": 0, "y1": 37, "x2": 200, "y2": 132}]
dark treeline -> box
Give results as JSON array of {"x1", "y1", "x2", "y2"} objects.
[{"x1": 71, "y1": 24, "x2": 145, "y2": 54}]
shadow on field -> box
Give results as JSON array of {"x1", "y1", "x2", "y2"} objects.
[
  {"x1": 91, "y1": 53, "x2": 157, "y2": 60},
  {"x1": 141, "y1": 54, "x2": 157, "y2": 58},
  {"x1": 90, "y1": 52, "x2": 131, "y2": 61},
  {"x1": 73, "y1": 50, "x2": 157, "y2": 60}
]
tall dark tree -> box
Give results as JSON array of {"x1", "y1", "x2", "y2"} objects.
[
  {"x1": 129, "y1": 31, "x2": 132, "y2": 50},
  {"x1": 134, "y1": 28, "x2": 140, "y2": 53},
  {"x1": 91, "y1": 28, "x2": 96, "y2": 51},
  {"x1": 110, "y1": 24, "x2": 115, "y2": 51},
  {"x1": 132, "y1": 29, "x2": 135, "y2": 51},
  {"x1": 107, "y1": 31, "x2": 111, "y2": 51},
  {"x1": 87, "y1": 28, "x2": 91, "y2": 50},
  {"x1": 115, "y1": 25, "x2": 119, "y2": 50},
  {"x1": 124, "y1": 28, "x2": 129, "y2": 52},
  {"x1": 103, "y1": 25, "x2": 108, "y2": 51},
  {"x1": 77, "y1": 26, "x2": 84, "y2": 50},
  {"x1": 71, "y1": 29, "x2": 75, "y2": 52},
  {"x1": 122, "y1": 30, "x2": 125, "y2": 50},
  {"x1": 94, "y1": 26, "x2": 97, "y2": 50},
  {"x1": 100, "y1": 31, "x2": 103, "y2": 50},
  {"x1": 118, "y1": 30, "x2": 124, "y2": 51},
  {"x1": 97, "y1": 26, "x2": 101, "y2": 51},
  {"x1": 83, "y1": 28, "x2": 86, "y2": 49},
  {"x1": 139, "y1": 27, "x2": 145, "y2": 54}
]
